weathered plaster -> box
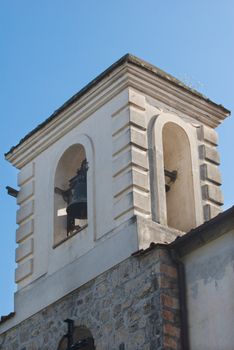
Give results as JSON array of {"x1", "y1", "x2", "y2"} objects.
[{"x1": 183, "y1": 230, "x2": 234, "y2": 350}]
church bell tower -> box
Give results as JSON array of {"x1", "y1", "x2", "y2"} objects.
[{"x1": 1, "y1": 55, "x2": 229, "y2": 348}]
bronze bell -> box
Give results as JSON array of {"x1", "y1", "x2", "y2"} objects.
[{"x1": 66, "y1": 159, "x2": 88, "y2": 220}]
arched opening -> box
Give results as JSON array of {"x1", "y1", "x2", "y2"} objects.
[
  {"x1": 162, "y1": 122, "x2": 196, "y2": 232},
  {"x1": 57, "y1": 325, "x2": 95, "y2": 350},
  {"x1": 54, "y1": 144, "x2": 88, "y2": 246}
]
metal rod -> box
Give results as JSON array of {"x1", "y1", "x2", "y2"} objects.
[{"x1": 164, "y1": 169, "x2": 177, "y2": 182}]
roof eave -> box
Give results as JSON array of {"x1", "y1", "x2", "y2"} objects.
[{"x1": 5, "y1": 53, "x2": 231, "y2": 158}]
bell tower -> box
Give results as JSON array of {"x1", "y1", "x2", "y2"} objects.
[{"x1": 2, "y1": 54, "x2": 229, "y2": 334}]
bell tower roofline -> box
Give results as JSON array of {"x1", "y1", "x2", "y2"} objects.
[
  {"x1": 5, "y1": 53, "x2": 230, "y2": 168},
  {"x1": 2, "y1": 54, "x2": 230, "y2": 334}
]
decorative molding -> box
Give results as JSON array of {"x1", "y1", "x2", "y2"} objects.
[
  {"x1": 112, "y1": 90, "x2": 150, "y2": 223},
  {"x1": 17, "y1": 180, "x2": 34, "y2": 205},
  {"x1": 17, "y1": 162, "x2": 35, "y2": 185},
  {"x1": 200, "y1": 163, "x2": 222, "y2": 185},
  {"x1": 15, "y1": 258, "x2": 33, "y2": 283},
  {"x1": 16, "y1": 219, "x2": 34, "y2": 243},
  {"x1": 127, "y1": 65, "x2": 228, "y2": 128},
  {"x1": 16, "y1": 200, "x2": 34, "y2": 224},
  {"x1": 15, "y1": 238, "x2": 33, "y2": 263},
  {"x1": 199, "y1": 144, "x2": 220, "y2": 165},
  {"x1": 149, "y1": 112, "x2": 203, "y2": 228},
  {"x1": 197, "y1": 125, "x2": 223, "y2": 221},
  {"x1": 204, "y1": 204, "x2": 222, "y2": 222},
  {"x1": 197, "y1": 125, "x2": 218, "y2": 146},
  {"x1": 6, "y1": 61, "x2": 228, "y2": 169},
  {"x1": 6, "y1": 65, "x2": 129, "y2": 168},
  {"x1": 15, "y1": 163, "x2": 35, "y2": 286},
  {"x1": 202, "y1": 184, "x2": 224, "y2": 205}
]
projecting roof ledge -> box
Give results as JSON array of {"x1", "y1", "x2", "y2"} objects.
[{"x1": 5, "y1": 54, "x2": 231, "y2": 158}]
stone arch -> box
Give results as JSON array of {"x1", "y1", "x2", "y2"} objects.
[
  {"x1": 163, "y1": 122, "x2": 195, "y2": 231},
  {"x1": 54, "y1": 144, "x2": 87, "y2": 245},
  {"x1": 50, "y1": 133, "x2": 96, "y2": 247},
  {"x1": 148, "y1": 112, "x2": 203, "y2": 231},
  {"x1": 57, "y1": 325, "x2": 95, "y2": 350}
]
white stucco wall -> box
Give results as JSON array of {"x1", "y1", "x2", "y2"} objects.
[
  {"x1": 30, "y1": 88, "x2": 130, "y2": 283},
  {"x1": 4, "y1": 59, "x2": 228, "y2": 333},
  {"x1": 184, "y1": 230, "x2": 234, "y2": 350}
]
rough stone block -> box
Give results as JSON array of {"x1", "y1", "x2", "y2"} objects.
[
  {"x1": 198, "y1": 125, "x2": 218, "y2": 146},
  {"x1": 129, "y1": 107, "x2": 146, "y2": 129},
  {"x1": 199, "y1": 145, "x2": 220, "y2": 165},
  {"x1": 17, "y1": 181, "x2": 34, "y2": 205},
  {"x1": 15, "y1": 259, "x2": 33, "y2": 283},
  {"x1": 200, "y1": 164, "x2": 222, "y2": 185},
  {"x1": 0, "y1": 245, "x2": 182, "y2": 349},
  {"x1": 17, "y1": 162, "x2": 34, "y2": 186},
  {"x1": 128, "y1": 89, "x2": 146, "y2": 110},
  {"x1": 15, "y1": 238, "x2": 33, "y2": 263},
  {"x1": 133, "y1": 191, "x2": 150, "y2": 214},
  {"x1": 132, "y1": 168, "x2": 149, "y2": 192},
  {"x1": 161, "y1": 294, "x2": 179, "y2": 310},
  {"x1": 16, "y1": 201, "x2": 34, "y2": 224},
  {"x1": 164, "y1": 335, "x2": 178, "y2": 349},
  {"x1": 130, "y1": 127, "x2": 147, "y2": 150},
  {"x1": 204, "y1": 204, "x2": 222, "y2": 221},
  {"x1": 163, "y1": 323, "x2": 180, "y2": 338},
  {"x1": 16, "y1": 219, "x2": 34, "y2": 243},
  {"x1": 160, "y1": 264, "x2": 178, "y2": 279},
  {"x1": 202, "y1": 184, "x2": 224, "y2": 205},
  {"x1": 131, "y1": 147, "x2": 149, "y2": 170}
]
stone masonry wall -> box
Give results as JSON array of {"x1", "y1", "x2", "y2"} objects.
[{"x1": 0, "y1": 247, "x2": 181, "y2": 350}]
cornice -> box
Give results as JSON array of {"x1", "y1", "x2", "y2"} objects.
[
  {"x1": 6, "y1": 64, "x2": 130, "y2": 168},
  {"x1": 126, "y1": 64, "x2": 229, "y2": 128},
  {"x1": 6, "y1": 56, "x2": 230, "y2": 169}
]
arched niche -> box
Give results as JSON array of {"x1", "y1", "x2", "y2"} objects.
[
  {"x1": 163, "y1": 122, "x2": 195, "y2": 231},
  {"x1": 57, "y1": 325, "x2": 95, "y2": 350},
  {"x1": 148, "y1": 112, "x2": 203, "y2": 232},
  {"x1": 54, "y1": 144, "x2": 87, "y2": 246}
]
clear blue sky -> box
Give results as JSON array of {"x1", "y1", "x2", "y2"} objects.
[{"x1": 0, "y1": 0, "x2": 233, "y2": 316}]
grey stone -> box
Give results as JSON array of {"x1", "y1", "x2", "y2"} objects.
[{"x1": 0, "y1": 248, "x2": 181, "y2": 350}]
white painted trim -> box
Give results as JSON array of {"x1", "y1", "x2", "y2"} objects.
[
  {"x1": 6, "y1": 63, "x2": 228, "y2": 169},
  {"x1": 148, "y1": 112, "x2": 203, "y2": 228},
  {"x1": 127, "y1": 65, "x2": 227, "y2": 127},
  {"x1": 50, "y1": 133, "x2": 96, "y2": 244}
]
